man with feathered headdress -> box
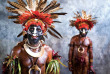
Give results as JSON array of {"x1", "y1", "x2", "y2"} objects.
[
  {"x1": 68, "y1": 10, "x2": 96, "y2": 74},
  {"x1": 2, "y1": 0, "x2": 66, "y2": 74}
]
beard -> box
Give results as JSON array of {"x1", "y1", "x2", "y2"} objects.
[
  {"x1": 31, "y1": 38, "x2": 40, "y2": 44},
  {"x1": 80, "y1": 32, "x2": 87, "y2": 37},
  {"x1": 27, "y1": 34, "x2": 43, "y2": 45}
]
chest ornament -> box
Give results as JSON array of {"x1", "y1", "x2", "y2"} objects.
[
  {"x1": 24, "y1": 44, "x2": 44, "y2": 58},
  {"x1": 29, "y1": 64, "x2": 41, "y2": 74},
  {"x1": 78, "y1": 46, "x2": 85, "y2": 53},
  {"x1": 24, "y1": 42, "x2": 45, "y2": 74}
]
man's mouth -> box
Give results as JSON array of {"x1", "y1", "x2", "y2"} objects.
[
  {"x1": 82, "y1": 33, "x2": 86, "y2": 35},
  {"x1": 32, "y1": 36, "x2": 38, "y2": 39}
]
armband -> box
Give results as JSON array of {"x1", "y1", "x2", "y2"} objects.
[
  {"x1": 68, "y1": 62, "x2": 72, "y2": 65},
  {"x1": 68, "y1": 44, "x2": 74, "y2": 47},
  {"x1": 90, "y1": 59, "x2": 93, "y2": 62}
]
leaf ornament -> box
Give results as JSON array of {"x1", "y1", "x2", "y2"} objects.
[
  {"x1": 2, "y1": 55, "x2": 21, "y2": 74},
  {"x1": 46, "y1": 59, "x2": 67, "y2": 74},
  {"x1": 46, "y1": 60, "x2": 60, "y2": 74}
]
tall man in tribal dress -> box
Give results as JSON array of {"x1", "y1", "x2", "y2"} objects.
[{"x1": 68, "y1": 10, "x2": 96, "y2": 74}]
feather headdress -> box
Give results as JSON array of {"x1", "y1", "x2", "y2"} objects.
[
  {"x1": 6, "y1": 0, "x2": 66, "y2": 38},
  {"x1": 70, "y1": 10, "x2": 97, "y2": 30}
]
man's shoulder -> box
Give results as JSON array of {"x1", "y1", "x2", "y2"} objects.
[
  {"x1": 85, "y1": 36, "x2": 92, "y2": 42},
  {"x1": 71, "y1": 35, "x2": 79, "y2": 40},
  {"x1": 13, "y1": 41, "x2": 24, "y2": 50},
  {"x1": 11, "y1": 41, "x2": 25, "y2": 56},
  {"x1": 43, "y1": 44, "x2": 52, "y2": 52}
]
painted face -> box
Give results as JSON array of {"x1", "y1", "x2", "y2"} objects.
[
  {"x1": 79, "y1": 28, "x2": 88, "y2": 37},
  {"x1": 27, "y1": 25, "x2": 43, "y2": 45}
]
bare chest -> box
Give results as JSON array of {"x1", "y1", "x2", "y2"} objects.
[
  {"x1": 19, "y1": 48, "x2": 48, "y2": 68},
  {"x1": 73, "y1": 37, "x2": 90, "y2": 56},
  {"x1": 74, "y1": 37, "x2": 90, "y2": 47}
]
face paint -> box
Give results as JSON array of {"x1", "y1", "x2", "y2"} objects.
[
  {"x1": 79, "y1": 28, "x2": 88, "y2": 37},
  {"x1": 82, "y1": 29, "x2": 86, "y2": 34},
  {"x1": 27, "y1": 25, "x2": 43, "y2": 45}
]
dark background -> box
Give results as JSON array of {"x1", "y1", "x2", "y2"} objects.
[{"x1": 0, "y1": 0, "x2": 110, "y2": 74}]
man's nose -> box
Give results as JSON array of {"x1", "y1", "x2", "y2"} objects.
[
  {"x1": 32, "y1": 33, "x2": 38, "y2": 36},
  {"x1": 33, "y1": 27, "x2": 37, "y2": 34},
  {"x1": 82, "y1": 29, "x2": 86, "y2": 34}
]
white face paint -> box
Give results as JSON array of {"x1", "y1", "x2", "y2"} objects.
[
  {"x1": 82, "y1": 29, "x2": 86, "y2": 34},
  {"x1": 27, "y1": 25, "x2": 43, "y2": 45},
  {"x1": 79, "y1": 28, "x2": 88, "y2": 37},
  {"x1": 33, "y1": 27, "x2": 37, "y2": 36},
  {"x1": 28, "y1": 25, "x2": 43, "y2": 37}
]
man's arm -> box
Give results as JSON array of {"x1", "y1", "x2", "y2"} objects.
[
  {"x1": 11, "y1": 43, "x2": 22, "y2": 57},
  {"x1": 2, "y1": 43, "x2": 22, "y2": 74},
  {"x1": 88, "y1": 39, "x2": 95, "y2": 73},
  {"x1": 68, "y1": 37, "x2": 74, "y2": 71},
  {"x1": 46, "y1": 46, "x2": 52, "y2": 64},
  {"x1": 89, "y1": 40, "x2": 93, "y2": 67}
]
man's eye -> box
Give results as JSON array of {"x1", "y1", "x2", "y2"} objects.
[
  {"x1": 37, "y1": 29, "x2": 41, "y2": 31},
  {"x1": 30, "y1": 28, "x2": 34, "y2": 31}
]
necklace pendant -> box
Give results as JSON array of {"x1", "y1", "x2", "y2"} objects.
[
  {"x1": 29, "y1": 65, "x2": 41, "y2": 74},
  {"x1": 34, "y1": 65, "x2": 40, "y2": 71},
  {"x1": 78, "y1": 46, "x2": 85, "y2": 53}
]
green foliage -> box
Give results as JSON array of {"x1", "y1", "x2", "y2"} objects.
[
  {"x1": 18, "y1": 59, "x2": 21, "y2": 74},
  {"x1": 46, "y1": 60, "x2": 60, "y2": 74},
  {"x1": 3, "y1": 55, "x2": 21, "y2": 74}
]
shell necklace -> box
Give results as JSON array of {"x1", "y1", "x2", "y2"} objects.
[{"x1": 24, "y1": 40, "x2": 44, "y2": 58}]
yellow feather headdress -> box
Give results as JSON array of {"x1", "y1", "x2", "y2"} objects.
[{"x1": 70, "y1": 10, "x2": 97, "y2": 30}]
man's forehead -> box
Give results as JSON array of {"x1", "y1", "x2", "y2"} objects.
[
  {"x1": 29, "y1": 25, "x2": 41, "y2": 28},
  {"x1": 80, "y1": 28, "x2": 87, "y2": 30}
]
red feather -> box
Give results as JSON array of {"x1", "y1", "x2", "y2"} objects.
[
  {"x1": 74, "y1": 18, "x2": 94, "y2": 30},
  {"x1": 19, "y1": 10, "x2": 53, "y2": 25},
  {"x1": 19, "y1": 10, "x2": 53, "y2": 33}
]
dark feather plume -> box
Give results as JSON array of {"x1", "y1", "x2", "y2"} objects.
[
  {"x1": 48, "y1": 29, "x2": 60, "y2": 39},
  {"x1": 50, "y1": 27, "x2": 62, "y2": 38},
  {"x1": 53, "y1": 21, "x2": 61, "y2": 23},
  {"x1": 50, "y1": 14, "x2": 58, "y2": 19},
  {"x1": 8, "y1": 10, "x2": 19, "y2": 14},
  {"x1": 51, "y1": 13, "x2": 67, "y2": 15},
  {"x1": 6, "y1": 0, "x2": 66, "y2": 38},
  {"x1": 42, "y1": 0, "x2": 57, "y2": 12},
  {"x1": 43, "y1": 3, "x2": 60, "y2": 13},
  {"x1": 7, "y1": 1, "x2": 27, "y2": 11},
  {"x1": 17, "y1": 0, "x2": 26, "y2": 7},
  {"x1": 6, "y1": 7, "x2": 15, "y2": 11},
  {"x1": 26, "y1": 0, "x2": 33, "y2": 9},
  {"x1": 17, "y1": 31, "x2": 23, "y2": 37},
  {"x1": 6, "y1": 7, "x2": 20, "y2": 14},
  {"x1": 8, "y1": 16, "x2": 19, "y2": 19},
  {"x1": 37, "y1": 0, "x2": 47, "y2": 11},
  {"x1": 13, "y1": 20, "x2": 20, "y2": 24},
  {"x1": 70, "y1": 20, "x2": 75, "y2": 26}
]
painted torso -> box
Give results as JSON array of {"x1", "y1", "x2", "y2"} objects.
[
  {"x1": 11, "y1": 41, "x2": 52, "y2": 74},
  {"x1": 72, "y1": 35, "x2": 91, "y2": 58},
  {"x1": 69, "y1": 35, "x2": 93, "y2": 74}
]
